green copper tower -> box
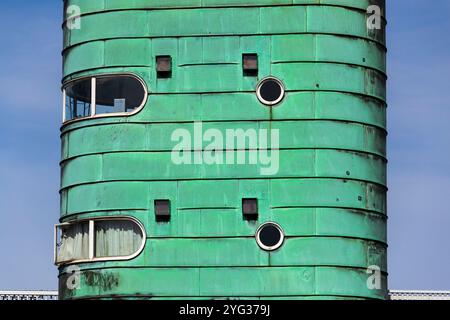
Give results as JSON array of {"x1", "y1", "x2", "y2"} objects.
[{"x1": 57, "y1": 0, "x2": 388, "y2": 300}]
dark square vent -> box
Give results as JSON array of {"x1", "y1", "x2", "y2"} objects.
[
  {"x1": 243, "y1": 54, "x2": 258, "y2": 77},
  {"x1": 156, "y1": 56, "x2": 172, "y2": 78},
  {"x1": 242, "y1": 198, "x2": 258, "y2": 220},
  {"x1": 154, "y1": 200, "x2": 171, "y2": 222}
]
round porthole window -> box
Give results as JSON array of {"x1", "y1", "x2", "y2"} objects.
[
  {"x1": 255, "y1": 222, "x2": 285, "y2": 251},
  {"x1": 256, "y1": 77, "x2": 285, "y2": 106}
]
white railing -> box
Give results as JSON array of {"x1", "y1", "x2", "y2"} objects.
[
  {"x1": 0, "y1": 291, "x2": 58, "y2": 301},
  {"x1": 389, "y1": 290, "x2": 450, "y2": 300}
]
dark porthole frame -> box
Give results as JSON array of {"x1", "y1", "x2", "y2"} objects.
[
  {"x1": 256, "y1": 77, "x2": 285, "y2": 106},
  {"x1": 255, "y1": 222, "x2": 285, "y2": 251}
]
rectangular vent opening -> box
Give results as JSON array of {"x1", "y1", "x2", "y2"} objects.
[
  {"x1": 242, "y1": 198, "x2": 258, "y2": 221},
  {"x1": 154, "y1": 200, "x2": 171, "y2": 222},
  {"x1": 156, "y1": 56, "x2": 172, "y2": 79},
  {"x1": 243, "y1": 54, "x2": 258, "y2": 77}
]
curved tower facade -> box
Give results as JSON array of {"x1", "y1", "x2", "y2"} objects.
[{"x1": 57, "y1": 0, "x2": 387, "y2": 300}]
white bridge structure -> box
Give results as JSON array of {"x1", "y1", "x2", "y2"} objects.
[
  {"x1": 389, "y1": 290, "x2": 450, "y2": 300},
  {"x1": 0, "y1": 291, "x2": 58, "y2": 300}
]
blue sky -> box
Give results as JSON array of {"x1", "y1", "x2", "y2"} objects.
[{"x1": 0, "y1": 0, "x2": 449, "y2": 290}]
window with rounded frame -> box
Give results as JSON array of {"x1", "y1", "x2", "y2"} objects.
[
  {"x1": 62, "y1": 74, "x2": 148, "y2": 123},
  {"x1": 54, "y1": 217, "x2": 146, "y2": 265}
]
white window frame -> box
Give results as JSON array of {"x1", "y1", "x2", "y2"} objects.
[
  {"x1": 54, "y1": 216, "x2": 146, "y2": 266},
  {"x1": 256, "y1": 76, "x2": 286, "y2": 106},
  {"x1": 255, "y1": 221, "x2": 285, "y2": 251},
  {"x1": 62, "y1": 89, "x2": 66, "y2": 123},
  {"x1": 62, "y1": 73, "x2": 148, "y2": 124},
  {"x1": 90, "y1": 77, "x2": 96, "y2": 117}
]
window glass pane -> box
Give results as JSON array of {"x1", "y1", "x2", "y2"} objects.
[
  {"x1": 57, "y1": 222, "x2": 89, "y2": 263},
  {"x1": 95, "y1": 76, "x2": 146, "y2": 115},
  {"x1": 65, "y1": 79, "x2": 91, "y2": 121},
  {"x1": 94, "y1": 220, "x2": 143, "y2": 258}
]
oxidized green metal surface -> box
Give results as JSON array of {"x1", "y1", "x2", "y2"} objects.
[{"x1": 59, "y1": 0, "x2": 387, "y2": 299}]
